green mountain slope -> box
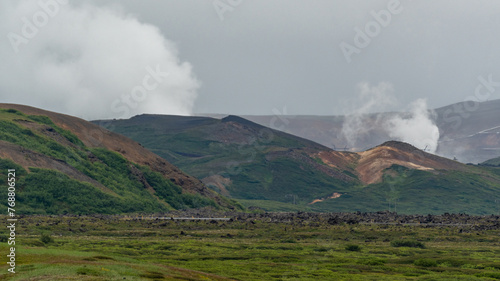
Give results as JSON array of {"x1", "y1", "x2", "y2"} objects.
[
  {"x1": 311, "y1": 165, "x2": 500, "y2": 214},
  {"x1": 0, "y1": 105, "x2": 240, "y2": 215},
  {"x1": 96, "y1": 115, "x2": 500, "y2": 215},
  {"x1": 94, "y1": 115, "x2": 359, "y2": 205}
]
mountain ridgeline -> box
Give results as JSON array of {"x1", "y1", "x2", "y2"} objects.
[
  {"x1": 0, "y1": 102, "x2": 498, "y2": 215},
  {"x1": 96, "y1": 114, "x2": 500, "y2": 215},
  {"x1": 0, "y1": 104, "x2": 241, "y2": 215}
]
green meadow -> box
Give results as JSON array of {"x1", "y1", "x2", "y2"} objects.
[{"x1": 0, "y1": 215, "x2": 500, "y2": 280}]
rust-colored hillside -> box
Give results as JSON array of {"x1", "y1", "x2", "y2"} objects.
[
  {"x1": 315, "y1": 141, "x2": 467, "y2": 185},
  {"x1": 0, "y1": 103, "x2": 233, "y2": 209}
]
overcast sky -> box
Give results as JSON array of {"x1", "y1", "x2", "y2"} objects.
[{"x1": 2, "y1": 0, "x2": 500, "y2": 119}]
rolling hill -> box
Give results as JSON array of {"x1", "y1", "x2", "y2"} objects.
[
  {"x1": 94, "y1": 114, "x2": 358, "y2": 205},
  {"x1": 481, "y1": 156, "x2": 500, "y2": 167},
  {"x1": 96, "y1": 115, "x2": 500, "y2": 215},
  {"x1": 0, "y1": 104, "x2": 241, "y2": 214}
]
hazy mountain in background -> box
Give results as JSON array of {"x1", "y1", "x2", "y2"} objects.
[{"x1": 435, "y1": 100, "x2": 500, "y2": 163}]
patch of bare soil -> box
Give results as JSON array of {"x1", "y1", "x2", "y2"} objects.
[
  {"x1": 356, "y1": 141, "x2": 466, "y2": 184},
  {"x1": 308, "y1": 192, "x2": 343, "y2": 204},
  {"x1": 202, "y1": 175, "x2": 232, "y2": 197}
]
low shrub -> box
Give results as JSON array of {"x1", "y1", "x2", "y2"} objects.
[
  {"x1": 391, "y1": 240, "x2": 426, "y2": 249},
  {"x1": 414, "y1": 258, "x2": 438, "y2": 267},
  {"x1": 40, "y1": 233, "x2": 54, "y2": 244},
  {"x1": 0, "y1": 235, "x2": 8, "y2": 242},
  {"x1": 345, "y1": 244, "x2": 361, "y2": 251}
]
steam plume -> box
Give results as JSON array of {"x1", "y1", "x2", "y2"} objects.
[
  {"x1": 341, "y1": 82, "x2": 396, "y2": 149},
  {"x1": 0, "y1": 1, "x2": 199, "y2": 120},
  {"x1": 341, "y1": 82, "x2": 440, "y2": 153},
  {"x1": 385, "y1": 98, "x2": 440, "y2": 153}
]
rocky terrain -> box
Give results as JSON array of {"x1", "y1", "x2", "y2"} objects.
[{"x1": 79, "y1": 209, "x2": 500, "y2": 231}]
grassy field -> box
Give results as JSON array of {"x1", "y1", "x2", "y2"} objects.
[{"x1": 0, "y1": 214, "x2": 500, "y2": 280}]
